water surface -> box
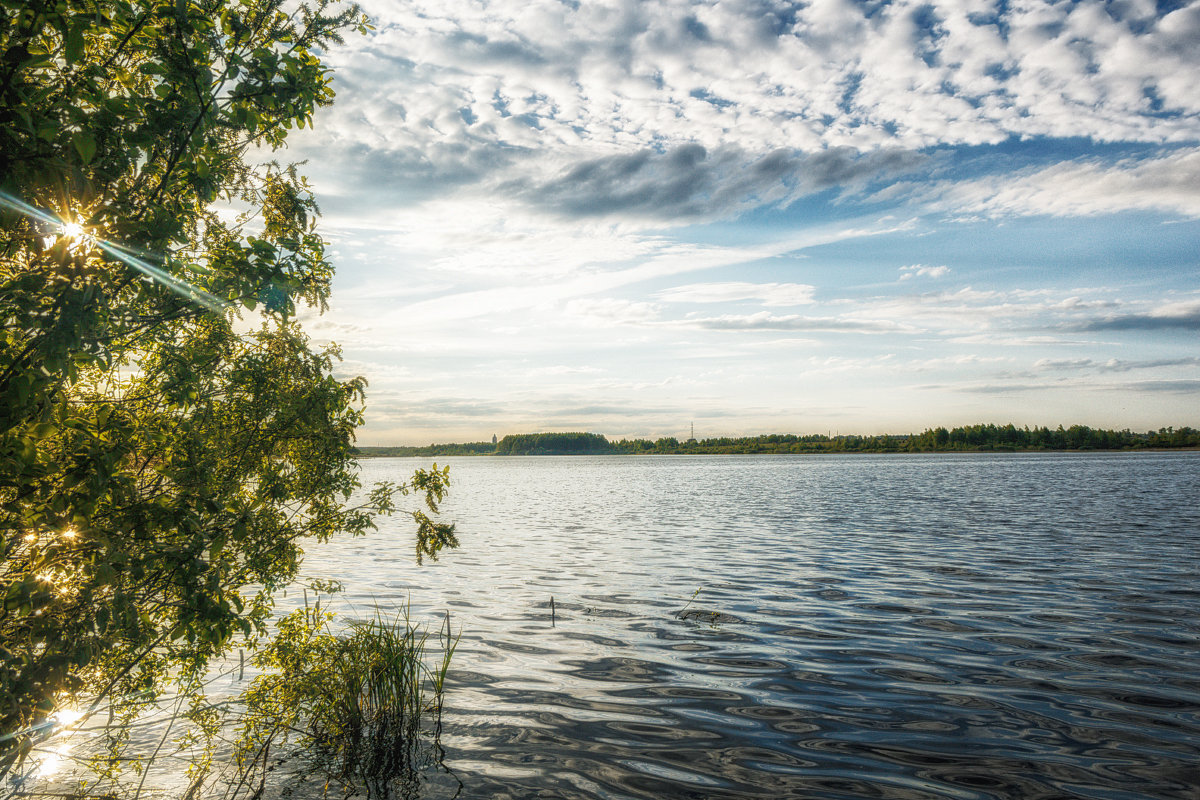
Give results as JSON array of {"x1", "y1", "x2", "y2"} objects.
[{"x1": 305, "y1": 452, "x2": 1200, "y2": 799}]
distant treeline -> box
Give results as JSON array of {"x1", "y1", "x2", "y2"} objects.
[
  {"x1": 354, "y1": 425, "x2": 1200, "y2": 457},
  {"x1": 356, "y1": 441, "x2": 498, "y2": 457}
]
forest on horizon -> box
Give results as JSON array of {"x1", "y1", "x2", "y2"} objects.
[{"x1": 355, "y1": 424, "x2": 1200, "y2": 457}]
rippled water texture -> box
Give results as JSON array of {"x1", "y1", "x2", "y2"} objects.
[{"x1": 305, "y1": 452, "x2": 1200, "y2": 799}]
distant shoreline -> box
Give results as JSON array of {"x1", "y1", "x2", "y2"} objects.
[
  {"x1": 354, "y1": 425, "x2": 1199, "y2": 458},
  {"x1": 355, "y1": 448, "x2": 1200, "y2": 458}
]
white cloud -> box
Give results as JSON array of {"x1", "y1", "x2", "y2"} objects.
[
  {"x1": 269, "y1": 1, "x2": 1200, "y2": 443},
  {"x1": 656, "y1": 281, "x2": 816, "y2": 306},
  {"x1": 929, "y1": 148, "x2": 1200, "y2": 219},
  {"x1": 677, "y1": 311, "x2": 915, "y2": 334},
  {"x1": 1035, "y1": 356, "x2": 1200, "y2": 373},
  {"x1": 564, "y1": 297, "x2": 662, "y2": 325},
  {"x1": 525, "y1": 365, "x2": 606, "y2": 376},
  {"x1": 288, "y1": 0, "x2": 1200, "y2": 228},
  {"x1": 898, "y1": 264, "x2": 950, "y2": 280},
  {"x1": 1068, "y1": 298, "x2": 1200, "y2": 331}
]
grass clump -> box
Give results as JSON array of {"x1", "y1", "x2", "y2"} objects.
[{"x1": 232, "y1": 604, "x2": 456, "y2": 800}]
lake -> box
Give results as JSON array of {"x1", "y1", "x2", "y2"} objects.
[{"x1": 301, "y1": 452, "x2": 1200, "y2": 799}]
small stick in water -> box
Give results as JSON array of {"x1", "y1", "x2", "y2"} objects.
[{"x1": 551, "y1": 596, "x2": 556, "y2": 628}]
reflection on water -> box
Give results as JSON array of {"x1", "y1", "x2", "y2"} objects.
[{"x1": 299, "y1": 453, "x2": 1200, "y2": 799}]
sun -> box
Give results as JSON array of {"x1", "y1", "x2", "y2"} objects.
[
  {"x1": 59, "y1": 221, "x2": 86, "y2": 240},
  {"x1": 57, "y1": 220, "x2": 97, "y2": 255}
]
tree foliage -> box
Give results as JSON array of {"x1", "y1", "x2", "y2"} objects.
[
  {"x1": 0, "y1": 0, "x2": 455, "y2": 778},
  {"x1": 494, "y1": 432, "x2": 611, "y2": 456}
]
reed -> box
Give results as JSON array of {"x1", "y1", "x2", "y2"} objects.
[{"x1": 233, "y1": 605, "x2": 457, "y2": 800}]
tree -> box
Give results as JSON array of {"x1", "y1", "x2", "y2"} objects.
[{"x1": 0, "y1": 0, "x2": 455, "y2": 778}]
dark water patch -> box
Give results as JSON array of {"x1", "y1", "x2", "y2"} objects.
[
  {"x1": 564, "y1": 656, "x2": 673, "y2": 684},
  {"x1": 486, "y1": 639, "x2": 557, "y2": 655},
  {"x1": 979, "y1": 635, "x2": 1064, "y2": 651},
  {"x1": 638, "y1": 685, "x2": 744, "y2": 702},
  {"x1": 870, "y1": 667, "x2": 956, "y2": 685},
  {"x1": 677, "y1": 609, "x2": 745, "y2": 624},
  {"x1": 854, "y1": 602, "x2": 937, "y2": 615},
  {"x1": 1006, "y1": 657, "x2": 1072, "y2": 673},
  {"x1": 1066, "y1": 652, "x2": 1171, "y2": 669},
  {"x1": 556, "y1": 630, "x2": 625, "y2": 647},
  {"x1": 578, "y1": 605, "x2": 639, "y2": 618},
  {"x1": 908, "y1": 617, "x2": 982, "y2": 633},
  {"x1": 773, "y1": 625, "x2": 852, "y2": 639}
]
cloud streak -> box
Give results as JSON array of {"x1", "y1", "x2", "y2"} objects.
[
  {"x1": 518, "y1": 145, "x2": 926, "y2": 221},
  {"x1": 1066, "y1": 300, "x2": 1200, "y2": 332},
  {"x1": 928, "y1": 148, "x2": 1200, "y2": 220},
  {"x1": 680, "y1": 311, "x2": 913, "y2": 334},
  {"x1": 656, "y1": 281, "x2": 816, "y2": 306}
]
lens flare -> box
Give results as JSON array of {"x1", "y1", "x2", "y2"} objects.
[
  {"x1": 54, "y1": 708, "x2": 85, "y2": 727},
  {"x1": 0, "y1": 190, "x2": 230, "y2": 313},
  {"x1": 60, "y1": 221, "x2": 85, "y2": 240}
]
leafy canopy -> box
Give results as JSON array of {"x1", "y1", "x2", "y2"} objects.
[{"x1": 0, "y1": 0, "x2": 456, "y2": 777}]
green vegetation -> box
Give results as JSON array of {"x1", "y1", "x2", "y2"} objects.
[
  {"x1": 235, "y1": 605, "x2": 457, "y2": 800},
  {"x1": 495, "y1": 432, "x2": 612, "y2": 455},
  {"x1": 356, "y1": 424, "x2": 1199, "y2": 457},
  {"x1": 0, "y1": 0, "x2": 455, "y2": 786},
  {"x1": 615, "y1": 424, "x2": 1200, "y2": 454}
]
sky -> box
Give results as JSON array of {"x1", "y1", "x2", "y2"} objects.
[{"x1": 279, "y1": 0, "x2": 1200, "y2": 446}]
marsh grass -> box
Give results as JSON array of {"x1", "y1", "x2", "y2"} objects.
[{"x1": 232, "y1": 605, "x2": 457, "y2": 800}]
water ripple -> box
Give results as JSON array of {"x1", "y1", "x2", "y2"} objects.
[{"x1": 299, "y1": 452, "x2": 1200, "y2": 799}]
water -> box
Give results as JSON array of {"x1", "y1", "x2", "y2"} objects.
[{"x1": 301, "y1": 452, "x2": 1200, "y2": 799}]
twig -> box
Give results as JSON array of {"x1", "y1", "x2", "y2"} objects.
[{"x1": 676, "y1": 587, "x2": 703, "y2": 619}]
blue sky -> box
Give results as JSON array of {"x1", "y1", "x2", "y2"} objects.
[{"x1": 279, "y1": 0, "x2": 1199, "y2": 445}]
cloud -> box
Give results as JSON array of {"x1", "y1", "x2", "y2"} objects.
[
  {"x1": 680, "y1": 311, "x2": 913, "y2": 334},
  {"x1": 517, "y1": 145, "x2": 925, "y2": 221},
  {"x1": 369, "y1": 396, "x2": 510, "y2": 422},
  {"x1": 957, "y1": 383, "x2": 1061, "y2": 394},
  {"x1": 1122, "y1": 379, "x2": 1200, "y2": 393},
  {"x1": 656, "y1": 281, "x2": 816, "y2": 306},
  {"x1": 344, "y1": 213, "x2": 913, "y2": 328},
  {"x1": 564, "y1": 297, "x2": 662, "y2": 325},
  {"x1": 1035, "y1": 356, "x2": 1200, "y2": 373},
  {"x1": 550, "y1": 404, "x2": 683, "y2": 417},
  {"x1": 947, "y1": 334, "x2": 1100, "y2": 346},
  {"x1": 525, "y1": 365, "x2": 605, "y2": 377},
  {"x1": 898, "y1": 264, "x2": 950, "y2": 280},
  {"x1": 290, "y1": 0, "x2": 1200, "y2": 229},
  {"x1": 928, "y1": 148, "x2": 1200, "y2": 219},
  {"x1": 371, "y1": 0, "x2": 1198, "y2": 151},
  {"x1": 260, "y1": 1, "x2": 1200, "y2": 447},
  {"x1": 1067, "y1": 299, "x2": 1200, "y2": 331},
  {"x1": 905, "y1": 354, "x2": 1012, "y2": 372}
]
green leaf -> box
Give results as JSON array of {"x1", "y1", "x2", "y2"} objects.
[
  {"x1": 28, "y1": 422, "x2": 57, "y2": 439},
  {"x1": 65, "y1": 21, "x2": 86, "y2": 65},
  {"x1": 72, "y1": 131, "x2": 97, "y2": 165}
]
